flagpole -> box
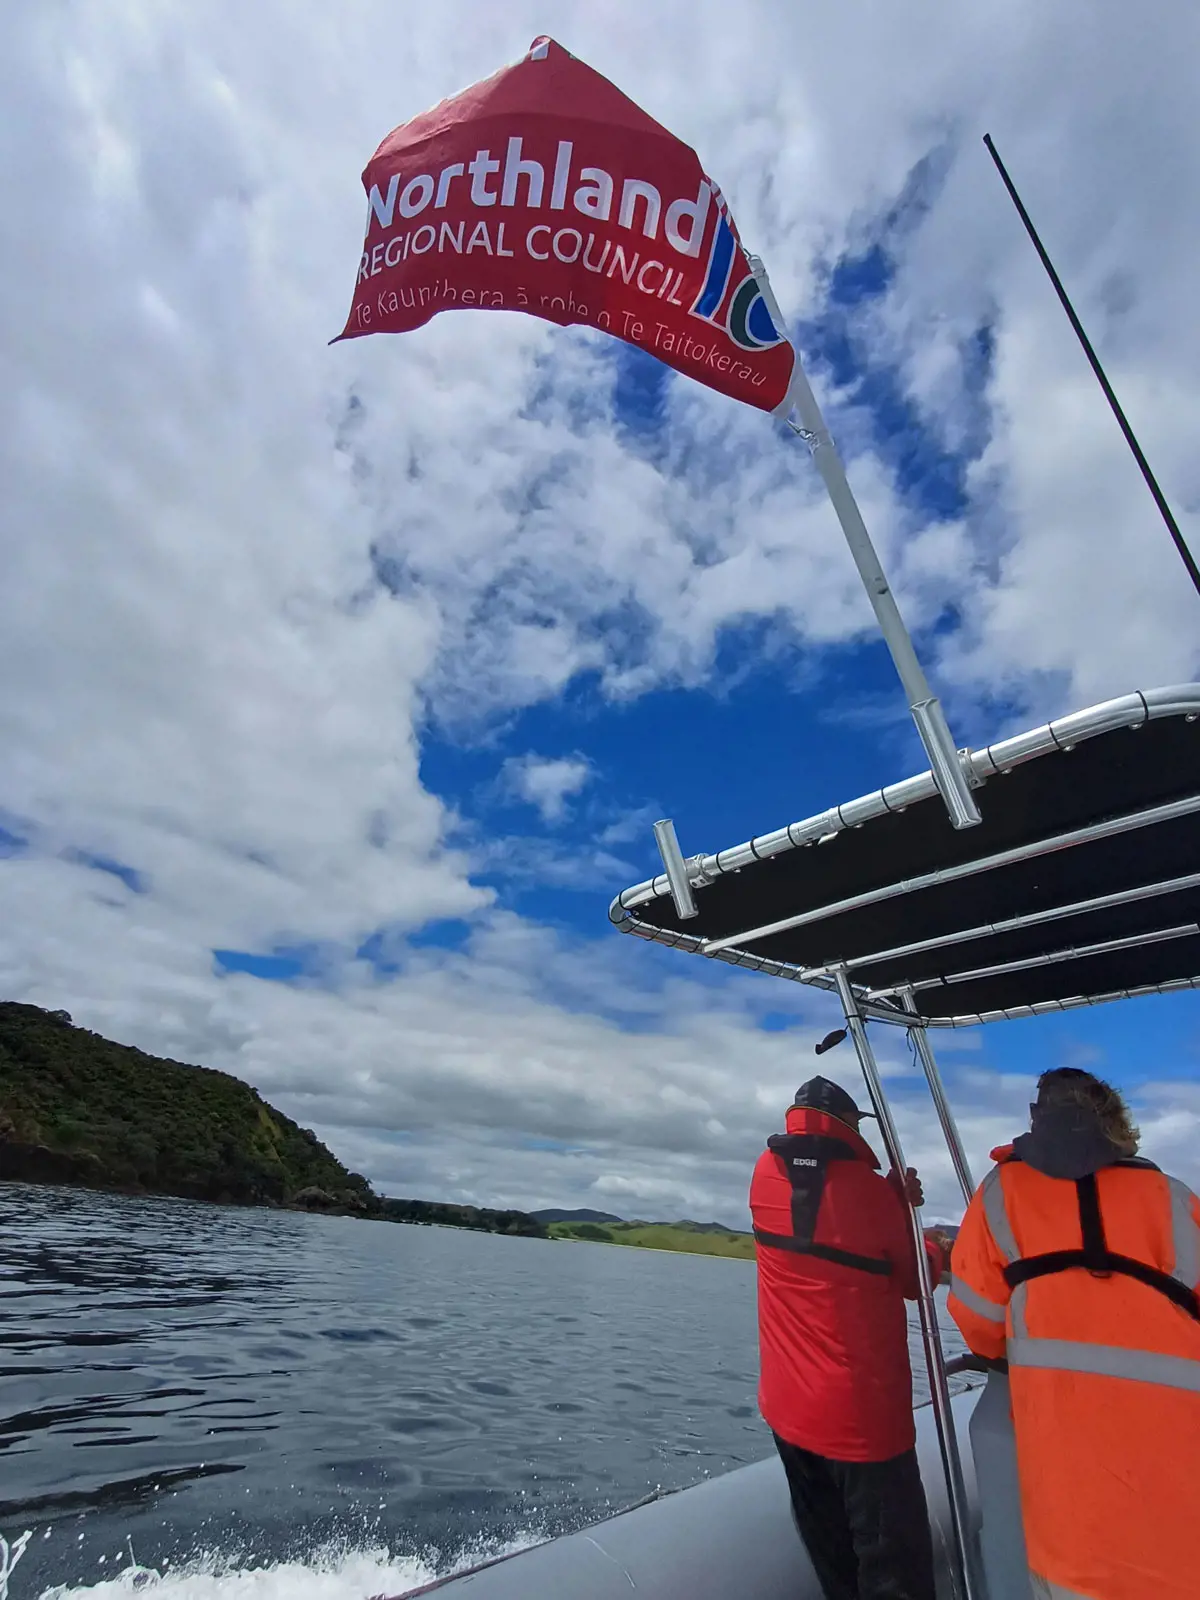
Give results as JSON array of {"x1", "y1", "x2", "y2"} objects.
[
  {"x1": 983, "y1": 133, "x2": 1200, "y2": 601},
  {"x1": 749, "y1": 260, "x2": 982, "y2": 831}
]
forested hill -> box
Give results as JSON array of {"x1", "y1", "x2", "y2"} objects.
[
  {"x1": 0, "y1": 1005, "x2": 737, "y2": 1251},
  {"x1": 0, "y1": 1001, "x2": 378, "y2": 1209},
  {"x1": 0, "y1": 1002, "x2": 548, "y2": 1236}
]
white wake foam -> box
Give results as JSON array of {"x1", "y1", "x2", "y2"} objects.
[
  {"x1": 27, "y1": 1534, "x2": 543, "y2": 1600},
  {"x1": 1, "y1": 1534, "x2": 32, "y2": 1600}
]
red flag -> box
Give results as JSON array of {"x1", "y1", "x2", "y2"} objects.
[{"x1": 336, "y1": 38, "x2": 796, "y2": 414}]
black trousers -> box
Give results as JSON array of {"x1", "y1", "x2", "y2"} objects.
[{"x1": 773, "y1": 1433, "x2": 937, "y2": 1600}]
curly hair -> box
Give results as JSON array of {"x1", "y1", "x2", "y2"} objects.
[{"x1": 1036, "y1": 1067, "x2": 1140, "y2": 1157}]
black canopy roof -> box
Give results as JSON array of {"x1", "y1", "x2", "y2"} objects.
[{"x1": 610, "y1": 687, "x2": 1200, "y2": 1026}]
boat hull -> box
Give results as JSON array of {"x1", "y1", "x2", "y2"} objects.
[{"x1": 396, "y1": 1387, "x2": 983, "y2": 1599}]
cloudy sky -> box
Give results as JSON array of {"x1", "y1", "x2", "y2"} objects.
[{"x1": 3, "y1": 0, "x2": 1198, "y2": 1229}]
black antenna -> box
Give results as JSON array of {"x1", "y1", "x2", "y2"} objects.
[{"x1": 983, "y1": 132, "x2": 1200, "y2": 600}]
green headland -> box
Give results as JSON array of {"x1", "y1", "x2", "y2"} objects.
[{"x1": 0, "y1": 1001, "x2": 751, "y2": 1256}]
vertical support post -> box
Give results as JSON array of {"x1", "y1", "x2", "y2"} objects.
[
  {"x1": 653, "y1": 818, "x2": 698, "y2": 920},
  {"x1": 748, "y1": 257, "x2": 982, "y2": 832},
  {"x1": 901, "y1": 989, "x2": 976, "y2": 1208},
  {"x1": 831, "y1": 967, "x2": 979, "y2": 1600}
]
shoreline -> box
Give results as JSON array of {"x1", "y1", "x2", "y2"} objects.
[
  {"x1": 550, "y1": 1233, "x2": 755, "y2": 1261},
  {"x1": 3, "y1": 1176, "x2": 756, "y2": 1258}
]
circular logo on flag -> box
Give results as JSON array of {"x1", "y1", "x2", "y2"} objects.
[{"x1": 727, "y1": 277, "x2": 784, "y2": 351}]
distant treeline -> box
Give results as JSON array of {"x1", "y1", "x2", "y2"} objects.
[{"x1": 378, "y1": 1197, "x2": 546, "y2": 1237}]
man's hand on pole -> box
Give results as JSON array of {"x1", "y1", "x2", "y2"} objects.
[
  {"x1": 889, "y1": 1166, "x2": 925, "y2": 1208},
  {"x1": 888, "y1": 1170, "x2": 956, "y2": 1283}
]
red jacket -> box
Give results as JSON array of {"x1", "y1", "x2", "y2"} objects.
[{"x1": 750, "y1": 1106, "x2": 945, "y2": 1462}]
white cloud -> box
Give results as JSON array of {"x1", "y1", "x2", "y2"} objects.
[
  {"x1": 2, "y1": 0, "x2": 1198, "y2": 1232},
  {"x1": 501, "y1": 753, "x2": 593, "y2": 824},
  {"x1": 591, "y1": 1173, "x2": 727, "y2": 1220},
  {"x1": 8, "y1": 853, "x2": 1197, "y2": 1226}
]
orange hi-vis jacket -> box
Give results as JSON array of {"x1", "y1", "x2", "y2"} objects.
[{"x1": 949, "y1": 1139, "x2": 1200, "y2": 1600}]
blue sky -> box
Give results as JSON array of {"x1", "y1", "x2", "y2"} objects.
[{"x1": 207, "y1": 213, "x2": 1199, "y2": 1134}]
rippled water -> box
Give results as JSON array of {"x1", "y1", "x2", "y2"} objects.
[{"x1": 0, "y1": 1184, "x2": 965, "y2": 1599}]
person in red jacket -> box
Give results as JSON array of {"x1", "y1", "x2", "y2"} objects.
[{"x1": 750, "y1": 1076, "x2": 951, "y2": 1600}]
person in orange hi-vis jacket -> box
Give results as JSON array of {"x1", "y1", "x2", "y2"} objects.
[{"x1": 948, "y1": 1066, "x2": 1200, "y2": 1600}]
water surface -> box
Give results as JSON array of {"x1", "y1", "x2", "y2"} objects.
[{"x1": 0, "y1": 1184, "x2": 965, "y2": 1597}]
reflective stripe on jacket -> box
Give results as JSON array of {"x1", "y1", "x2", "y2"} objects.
[
  {"x1": 949, "y1": 1143, "x2": 1200, "y2": 1599},
  {"x1": 751, "y1": 1106, "x2": 945, "y2": 1462}
]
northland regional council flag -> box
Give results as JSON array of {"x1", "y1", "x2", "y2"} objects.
[{"x1": 336, "y1": 36, "x2": 797, "y2": 414}]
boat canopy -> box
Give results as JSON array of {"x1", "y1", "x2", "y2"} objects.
[
  {"x1": 609, "y1": 683, "x2": 1200, "y2": 1600},
  {"x1": 610, "y1": 685, "x2": 1200, "y2": 1027}
]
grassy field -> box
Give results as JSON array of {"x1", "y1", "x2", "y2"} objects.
[{"x1": 549, "y1": 1218, "x2": 756, "y2": 1259}]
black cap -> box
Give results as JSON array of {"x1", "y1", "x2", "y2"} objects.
[{"x1": 793, "y1": 1076, "x2": 875, "y2": 1122}]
